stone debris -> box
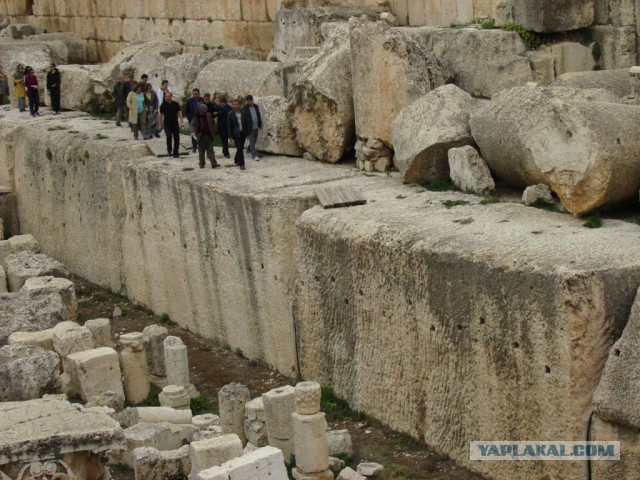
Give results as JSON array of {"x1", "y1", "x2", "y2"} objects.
[
  {"x1": 134, "y1": 445, "x2": 192, "y2": 480},
  {"x1": 85, "y1": 317, "x2": 113, "y2": 348},
  {"x1": 194, "y1": 446, "x2": 288, "y2": 480},
  {"x1": 7, "y1": 234, "x2": 38, "y2": 255},
  {"x1": 336, "y1": 467, "x2": 366, "y2": 480},
  {"x1": 254, "y1": 96, "x2": 304, "y2": 157},
  {"x1": 85, "y1": 390, "x2": 125, "y2": 412},
  {"x1": 553, "y1": 68, "x2": 632, "y2": 100},
  {"x1": 119, "y1": 332, "x2": 150, "y2": 405},
  {"x1": 67, "y1": 347, "x2": 125, "y2": 404},
  {"x1": 142, "y1": 324, "x2": 169, "y2": 379},
  {"x1": 113, "y1": 306, "x2": 123, "y2": 317},
  {"x1": 219, "y1": 383, "x2": 252, "y2": 445},
  {"x1": 189, "y1": 434, "x2": 243, "y2": 479},
  {"x1": 262, "y1": 385, "x2": 296, "y2": 464},
  {"x1": 8, "y1": 320, "x2": 78, "y2": 351},
  {"x1": 244, "y1": 397, "x2": 268, "y2": 447},
  {"x1": 165, "y1": 335, "x2": 197, "y2": 396},
  {"x1": 0, "y1": 344, "x2": 60, "y2": 401},
  {"x1": 514, "y1": 0, "x2": 594, "y2": 32},
  {"x1": 53, "y1": 323, "x2": 93, "y2": 357},
  {"x1": 448, "y1": 145, "x2": 495, "y2": 195},
  {"x1": 3, "y1": 250, "x2": 69, "y2": 292},
  {"x1": 193, "y1": 414, "x2": 220, "y2": 430},
  {"x1": 355, "y1": 138, "x2": 393, "y2": 173},
  {"x1": 522, "y1": 184, "x2": 555, "y2": 206},
  {"x1": 326, "y1": 430, "x2": 353, "y2": 458},
  {"x1": 21, "y1": 276, "x2": 77, "y2": 321},
  {"x1": 356, "y1": 462, "x2": 384, "y2": 477},
  {"x1": 135, "y1": 406, "x2": 193, "y2": 426},
  {"x1": 159, "y1": 384, "x2": 191, "y2": 410},
  {"x1": 393, "y1": 84, "x2": 475, "y2": 184}
]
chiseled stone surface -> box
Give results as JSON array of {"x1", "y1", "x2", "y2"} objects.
[
  {"x1": 590, "y1": 415, "x2": 640, "y2": 480},
  {"x1": 219, "y1": 383, "x2": 251, "y2": 445},
  {"x1": 195, "y1": 446, "x2": 288, "y2": 480},
  {"x1": 294, "y1": 190, "x2": 640, "y2": 480},
  {"x1": 448, "y1": 145, "x2": 495, "y2": 195},
  {"x1": 4, "y1": 250, "x2": 70, "y2": 292},
  {"x1": 21, "y1": 276, "x2": 77, "y2": 321},
  {"x1": 134, "y1": 445, "x2": 191, "y2": 480},
  {"x1": 189, "y1": 434, "x2": 243, "y2": 478},
  {"x1": 0, "y1": 344, "x2": 60, "y2": 401},
  {"x1": 513, "y1": 0, "x2": 594, "y2": 32},
  {"x1": 67, "y1": 347, "x2": 124, "y2": 403},
  {"x1": 0, "y1": 397, "x2": 123, "y2": 464},
  {"x1": 553, "y1": 68, "x2": 632, "y2": 98}
]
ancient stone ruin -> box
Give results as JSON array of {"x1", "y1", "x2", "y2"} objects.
[{"x1": 1, "y1": 1, "x2": 640, "y2": 479}]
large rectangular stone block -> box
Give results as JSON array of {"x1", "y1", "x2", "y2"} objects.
[
  {"x1": 513, "y1": 0, "x2": 594, "y2": 32},
  {"x1": 134, "y1": 445, "x2": 191, "y2": 480},
  {"x1": 189, "y1": 434, "x2": 243, "y2": 478},
  {"x1": 195, "y1": 446, "x2": 287, "y2": 480},
  {"x1": 292, "y1": 412, "x2": 329, "y2": 474},
  {"x1": 67, "y1": 347, "x2": 124, "y2": 402}
]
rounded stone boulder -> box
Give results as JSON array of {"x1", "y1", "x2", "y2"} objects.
[{"x1": 469, "y1": 86, "x2": 640, "y2": 216}]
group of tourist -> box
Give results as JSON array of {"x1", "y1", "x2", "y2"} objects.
[
  {"x1": 6, "y1": 63, "x2": 61, "y2": 117},
  {"x1": 113, "y1": 74, "x2": 263, "y2": 171}
]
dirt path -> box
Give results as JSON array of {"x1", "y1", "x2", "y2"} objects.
[{"x1": 74, "y1": 275, "x2": 485, "y2": 480}]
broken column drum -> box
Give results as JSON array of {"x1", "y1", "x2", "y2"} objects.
[
  {"x1": 163, "y1": 335, "x2": 189, "y2": 388},
  {"x1": 119, "y1": 332, "x2": 150, "y2": 404}
]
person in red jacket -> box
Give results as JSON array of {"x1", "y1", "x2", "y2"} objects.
[{"x1": 24, "y1": 66, "x2": 39, "y2": 117}]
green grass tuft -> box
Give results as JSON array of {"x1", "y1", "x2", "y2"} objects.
[
  {"x1": 423, "y1": 179, "x2": 455, "y2": 192},
  {"x1": 191, "y1": 394, "x2": 217, "y2": 415},
  {"x1": 479, "y1": 194, "x2": 500, "y2": 204},
  {"x1": 442, "y1": 200, "x2": 470, "y2": 209},
  {"x1": 583, "y1": 215, "x2": 602, "y2": 228}
]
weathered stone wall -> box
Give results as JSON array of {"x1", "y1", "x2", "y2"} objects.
[{"x1": 4, "y1": 111, "x2": 640, "y2": 479}]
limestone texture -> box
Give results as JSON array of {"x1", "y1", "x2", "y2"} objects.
[
  {"x1": 336, "y1": 467, "x2": 365, "y2": 480},
  {"x1": 590, "y1": 415, "x2": 640, "y2": 480},
  {"x1": 553, "y1": 68, "x2": 632, "y2": 98},
  {"x1": 586, "y1": 25, "x2": 638, "y2": 70},
  {"x1": 52, "y1": 324, "x2": 93, "y2": 357},
  {"x1": 292, "y1": 412, "x2": 330, "y2": 474},
  {"x1": 85, "y1": 318, "x2": 113, "y2": 347},
  {"x1": 392, "y1": 84, "x2": 475, "y2": 184},
  {"x1": 409, "y1": 27, "x2": 531, "y2": 98},
  {"x1": 195, "y1": 446, "x2": 288, "y2": 480},
  {"x1": 513, "y1": 0, "x2": 594, "y2": 32},
  {"x1": 189, "y1": 434, "x2": 243, "y2": 478},
  {"x1": 350, "y1": 19, "x2": 451, "y2": 145},
  {"x1": 67, "y1": 347, "x2": 125, "y2": 403},
  {"x1": 289, "y1": 23, "x2": 354, "y2": 163},
  {"x1": 31, "y1": 32, "x2": 87, "y2": 64},
  {"x1": 326, "y1": 430, "x2": 353, "y2": 457},
  {"x1": 254, "y1": 96, "x2": 303, "y2": 157},
  {"x1": 522, "y1": 184, "x2": 554, "y2": 206},
  {"x1": 143, "y1": 324, "x2": 168, "y2": 377},
  {"x1": 469, "y1": 86, "x2": 639, "y2": 215},
  {"x1": 134, "y1": 445, "x2": 192, "y2": 480},
  {"x1": 0, "y1": 290, "x2": 70, "y2": 344},
  {"x1": 448, "y1": 145, "x2": 495, "y2": 194},
  {"x1": 0, "y1": 344, "x2": 60, "y2": 401},
  {"x1": 21, "y1": 276, "x2": 77, "y2": 321},
  {"x1": 219, "y1": 383, "x2": 251, "y2": 445},
  {"x1": 4, "y1": 250, "x2": 70, "y2": 292}
]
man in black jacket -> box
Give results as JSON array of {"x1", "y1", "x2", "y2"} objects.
[
  {"x1": 46, "y1": 63, "x2": 61, "y2": 114},
  {"x1": 227, "y1": 98, "x2": 252, "y2": 171},
  {"x1": 112, "y1": 75, "x2": 130, "y2": 126},
  {"x1": 190, "y1": 103, "x2": 219, "y2": 169},
  {"x1": 242, "y1": 94, "x2": 262, "y2": 160}
]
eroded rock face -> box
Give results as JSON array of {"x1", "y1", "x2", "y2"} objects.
[
  {"x1": 31, "y1": 32, "x2": 87, "y2": 64},
  {"x1": 0, "y1": 344, "x2": 60, "y2": 401},
  {"x1": 255, "y1": 96, "x2": 303, "y2": 156},
  {"x1": 513, "y1": 0, "x2": 594, "y2": 32},
  {"x1": 553, "y1": 68, "x2": 632, "y2": 99},
  {"x1": 594, "y1": 286, "x2": 640, "y2": 429},
  {"x1": 448, "y1": 145, "x2": 495, "y2": 194},
  {"x1": 4, "y1": 250, "x2": 70, "y2": 292},
  {"x1": 0, "y1": 291, "x2": 70, "y2": 344},
  {"x1": 392, "y1": 84, "x2": 475, "y2": 184},
  {"x1": 350, "y1": 19, "x2": 452, "y2": 146},
  {"x1": 289, "y1": 23, "x2": 354, "y2": 163},
  {"x1": 470, "y1": 86, "x2": 639, "y2": 215}
]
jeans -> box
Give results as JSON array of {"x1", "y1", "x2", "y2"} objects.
[
  {"x1": 27, "y1": 89, "x2": 39, "y2": 115},
  {"x1": 17, "y1": 97, "x2": 25, "y2": 112},
  {"x1": 248, "y1": 128, "x2": 259, "y2": 158},
  {"x1": 165, "y1": 123, "x2": 180, "y2": 156}
]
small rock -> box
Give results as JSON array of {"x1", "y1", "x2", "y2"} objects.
[
  {"x1": 357, "y1": 462, "x2": 384, "y2": 477},
  {"x1": 337, "y1": 467, "x2": 367, "y2": 480},
  {"x1": 329, "y1": 456, "x2": 346, "y2": 470},
  {"x1": 113, "y1": 306, "x2": 123, "y2": 317},
  {"x1": 522, "y1": 184, "x2": 554, "y2": 206}
]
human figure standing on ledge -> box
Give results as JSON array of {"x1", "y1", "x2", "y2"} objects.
[
  {"x1": 126, "y1": 83, "x2": 145, "y2": 140},
  {"x1": 159, "y1": 91, "x2": 184, "y2": 158},
  {"x1": 24, "y1": 66, "x2": 39, "y2": 117},
  {"x1": 46, "y1": 63, "x2": 61, "y2": 115},
  {"x1": 217, "y1": 96, "x2": 232, "y2": 159},
  {"x1": 12, "y1": 64, "x2": 25, "y2": 112},
  {"x1": 190, "y1": 103, "x2": 219, "y2": 169},
  {"x1": 228, "y1": 97, "x2": 251, "y2": 171},
  {"x1": 242, "y1": 94, "x2": 262, "y2": 161}
]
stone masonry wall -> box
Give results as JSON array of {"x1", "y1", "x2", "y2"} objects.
[{"x1": 0, "y1": 0, "x2": 507, "y2": 62}]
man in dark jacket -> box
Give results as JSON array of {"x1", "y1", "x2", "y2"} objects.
[
  {"x1": 46, "y1": 63, "x2": 61, "y2": 114},
  {"x1": 242, "y1": 94, "x2": 262, "y2": 161},
  {"x1": 190, "y1": 103, "x2": 219, "y2": 169},
  {"x1": 112, "y1": 75, "x2": 130, "y2": 126},
  {"x1": 185, "y1": 88, "x2": 204, "y2": 153},
  {"x1": 217, "y1": 96, "x2": 232, "y2": 159},
  {"x1": 228, "y1": 98, "x2": 252, "y2": 171}
]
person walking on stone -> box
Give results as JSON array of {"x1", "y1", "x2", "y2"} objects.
[
  {"x1": 46, "y1": 63, "x2": 61, "y2": 115},
  {"x1": 0, "y1": 65, "x2": 7, "y2": 106},
  {"x1": 185, "y1": 88, "x2": 204, "y2": 153},
  {"x1": 126, "y1": 83, "x2": 145, "y2": 140},
  {"x1": 156, "y1": 79, "x2": 171, "y2": 137},
  {"x1": 159, "y1": 91, "x2": 184, "y2": 158},
  {"x1": 143, "y1": 82, "x2": 158, "y2": 140},
  {"x1": 24, "y1": 66, "x2": 39, "y2": 117},
  {"x1": 228, "y1": 97, "x2": 251, "y2": 171},
  {"x1": 12, "y1": 64, "x2": 25, "y2": 112},
  {"x1": 190, "y1": 103, "x2": 219, "y2": 169},
  {"x1": 112, "y1": 75, "x2": 129, "y2": 126},
  {"x1": 217, "y1": 96, "x2": 232, "y2": 159},
  {"x1": 242, "y1": 94, "x2": 262, "y2": 161}
]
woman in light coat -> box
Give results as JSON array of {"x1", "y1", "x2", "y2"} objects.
[{"x1": 126, "y1": 83, "x2": 145, "y2": 140}]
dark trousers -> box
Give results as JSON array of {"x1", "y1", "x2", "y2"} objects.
[
  {"x1": 27, "y1": 88, "x2": 39, "y2": 115},
  {"x1": 219, "y1": 130, "x2": 230, "y2": 157},
  {"x1": 165, "y1": 123, "x2": 180, "y2": 156},
  {"x1": 197, "y1": 135, "x2": 216, "y2": 167},
  {"x1": 233, "y1": 135, "x2": 245, "y2": 166},
  {"x1": 49, "y1": 87, "x2": 60, "y2": 112}
]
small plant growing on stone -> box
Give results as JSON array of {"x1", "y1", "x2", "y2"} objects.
[
  {"x1": 583, "y1": 215, "x2": 602, "y2": 228},
  {"x1": 191, "y1": 395, "x2": 217, "y2": 415},
  {"x1": 182, "y1": 167, "x2": 194, "y2": 171},
  {"x1": 207, "y1": 16, "x2": 213, "y2": 23},
  {"x1": 479, "y1": 194, "x2": 500, "y2": 204},
  {"x1": 502, "y1": 23, "x2": 542, "y2": 49},
  {"x1": 68, "y1": 130, "x2": 79, "y2": 134},
  {"x1": 218, "y1": 44, "x2": 224, "y2": 49},
  {"x1": 158, "y1": 312, "x2": 171, "y2": 324},
  {"x1": 480, "y1": 18, "x2": 496, "y2": 29},
  {"x1": 235, "y1": 347, "x2": 243, "y2": 356},
  {"x1": 45, "y1": 147, "x2": 52, "y2": 160},
  {"x1": 443, "y1": 199, "x2": 470, "y2": 209},
  {"x1": 202, "y1": 43, "x2": 209, "y2": 50},
  {"x1": 47, "y1": 125, "x2": 67, "y2": 131},
  {"x1": 94, "y1": 133, "x2": 108, "y2": 140},
  {"x1": 222, "y1": 342, "x2": 231, "y2": 351},
  {"x1": 83, "y1": 150, "x2": 89, "y2": 159}
]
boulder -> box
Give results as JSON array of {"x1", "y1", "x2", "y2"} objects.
[
  {"x1": 133, "y1": 445, "x2": 191, "y2": 480},
  {"x1": 3, "y1": 250, "x2": 69, "y2": 292},
  {"x1": 194, "y1": 59, "x2": 301, "y2": 102},
  {"x1": 392, "y1": 84, "x2": 475, "y2": 184},
  {"x1": 326, "y1": 429, "x2": 353, "y2": 457},
  {"x1": 553, "y1": 68, "x2": 632, "y2": 99},
  {"x1": 31, "y1": 32, "x2": 87, "y2": 64},
  {"x1": 522, "y1": 184, "x2": 555, "y2": 206},
  {"x1": 289, "y1": 23, "x2": 354, "y2": 163},
  {"x1": 409, "y1": 27, "x2": 532, "y2": 99},
  {"x1": 448, "y1": 145, "x2": 495, "y2": 194},
  {"x1": 0, "y1": 291, "x2": 70, "y2": 344},
  {"x1": 67, "y1": 347, "x2": 125, "y2": 404},
  {"x1": 58, "y1": 64, "x2": 104, "y2": 112},
  {"x1": 594, "y1": 0, "x2": 636, "y2": 26},
  {"x1": 586, "y1": 26, "x2": 637, "y2": 70},
  {"x1": 350, "y1": 19, "x2": 452, "y2": 145},
  {"x1": 469, "y1": 86, "x2": 640, "y2": 215},
  {"x1": 0, "y1": 344, "x2": 60, "y2": 401},
  {"x1": 255, "y1": 96, "x2": 303, "y2": 156},
  {"x1": 21, "y1": 276, "x2": 77, "y2": 321},
  {"x1": 337, "y1": 467, "x2": 366, "y2": 480},
  {"x1": 8, "y1": 234, "x2": 38, "y2": 254},
  {"x1": 513, "y1": 0, "x2": 594, "y2": 32},
  {"x1": 594, "y1": 286, "x2": 640, "y2": 429}
]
